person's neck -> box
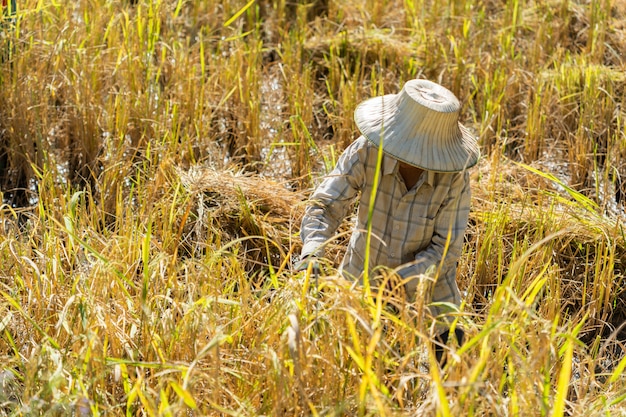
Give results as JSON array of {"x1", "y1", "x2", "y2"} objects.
[{"x1": 398, "y1": 162, "x2": 424, "y2": 190}]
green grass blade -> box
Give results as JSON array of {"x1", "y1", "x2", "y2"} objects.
[{"x1": 223, "y1": 0, "x2": 255, "y2": 27}]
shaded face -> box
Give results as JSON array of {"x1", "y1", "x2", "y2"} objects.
[{"x1": 398, "y1": 161, "x2": 421, "y2": 171}]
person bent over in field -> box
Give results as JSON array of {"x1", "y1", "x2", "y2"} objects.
[{"x1": 297, "y1": 79, "x2": 480, "y2": 366}]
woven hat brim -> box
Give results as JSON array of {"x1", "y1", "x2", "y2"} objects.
[{"x1": 354, "y1": 94, "x2": 480, "y2": 172}]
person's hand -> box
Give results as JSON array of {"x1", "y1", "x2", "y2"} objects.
[{"x1": 294, "y1": 256, "x2": 321, "y2": 275}]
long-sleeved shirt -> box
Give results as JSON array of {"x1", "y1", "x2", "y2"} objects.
[{"x1": 300, "y1": 136, "x2": 471, "y2": 306}]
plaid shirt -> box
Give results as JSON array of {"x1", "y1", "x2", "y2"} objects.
[{"x1": 300, "y1": 136, "x2": 471, "y2": 307}]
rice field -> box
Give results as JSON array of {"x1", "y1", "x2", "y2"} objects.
[{"x1": 0, "y1": 0, "x2": 625, "y2": 415}]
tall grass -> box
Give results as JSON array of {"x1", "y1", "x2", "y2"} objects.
[{"x1": 0, "y1": 0, "x2": 625, "y2": 415}]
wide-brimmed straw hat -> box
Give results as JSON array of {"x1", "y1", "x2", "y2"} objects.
[{"x1": 354, "y1": 79, "x2": 480, "y2": 172}]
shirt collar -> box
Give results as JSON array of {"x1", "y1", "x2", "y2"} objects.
[
  {"x1": 426, "y1": 170, "x2": 435, "y2": 186},
  {"x1": 382, "y1": 154, "x2": 397, "y2": 176}
]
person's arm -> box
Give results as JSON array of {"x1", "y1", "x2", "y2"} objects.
[
  {"x1": 299, "y1": 139, "x2": 367, "y2": 262},
  {"x1": 397, "y1": 171, "x2": 471, "y2": 285}
]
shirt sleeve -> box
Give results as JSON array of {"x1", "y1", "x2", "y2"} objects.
[
  {"x1": 299, "y1": 139, "x2": 367, "y2": 259},
  {"x1": 397, "y1": 170, "x2": 471, "y2": 280}
]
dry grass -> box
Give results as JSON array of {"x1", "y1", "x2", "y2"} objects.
[{"x1": 0, "y1": 0, "x2": 626, "y2": 415}]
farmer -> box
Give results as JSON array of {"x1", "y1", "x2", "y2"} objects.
[{"x1": 297, "y1": 79, "x2": 480, "y2": 364}]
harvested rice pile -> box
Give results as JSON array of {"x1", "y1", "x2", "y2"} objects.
[{"x1": 176, "y1": 166, "x2": 306, "y2": 277}]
